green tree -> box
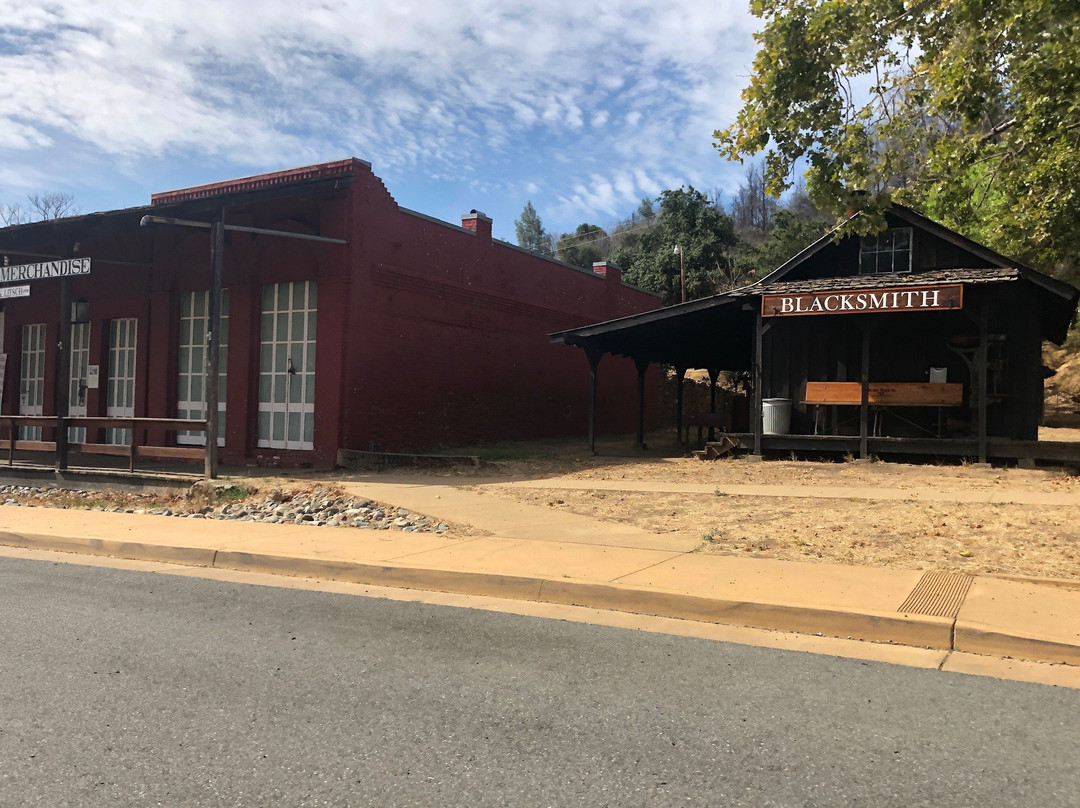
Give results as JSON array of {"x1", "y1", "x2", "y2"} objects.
[
  {"x1": 514, "y1": 201, "x2": 554, "y2": 255},
  {"x1": 715, "y1": 0, "x2": 1080, "y2": 280},
  {"x1": 556, "y1": 223, "x2": 608, "y2": 269},
  {"x1": 730, "y1": 208, "x2": 831, "y2": 281},
  {"x1": 615, "y1": 187, "x2": 739, "y2": 304}
]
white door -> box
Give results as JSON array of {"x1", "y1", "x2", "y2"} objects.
[
  {"x1": 19, "y1": 323, "x2": 45, "y2": 440},
  {"x1": 68, "y1": 322, "x2": 90, "y2": 443},
  {"x1": 258, "y1": 281, "x2": 316, "y2": 450},
  {"x1": 177, "y1": 290, "x2": 228, "y2": 446},
  {"x1": 106, "y1": 318, "x2": 137, "y2": 445}
]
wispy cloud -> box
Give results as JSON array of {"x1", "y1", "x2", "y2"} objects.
[{"x1": 0, "y1": 0, "x2": 759, "y2": 232}]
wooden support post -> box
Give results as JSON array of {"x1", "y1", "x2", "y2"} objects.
[
  {"x1": 860, "y1": 325, "x2": 870, "y2": 459},
  {"x1": 205, "y1": 216, "x2": 224, "y2": 480},
  {"x1": 585, "y1": 347, "x2": 603, "y2": 456},
  {"x1": 55, "y1": 276, "x2": 73, "y2": 471},
  {"x1": 634, "y1": 357, "x2": 649, "y2": 449},
  {"x1": 128, "y1": 418, "x2": 136, "y2": 473},
  {"x1": 753, "y1": 310, "x2": 763, "y2": 456},
  {"x1": 978, "y1": 300, "x2": 989, "y2": 464},
  {"x1": 675, "y1": 366, "x2": 686, "y2": 448},
  {"x1": 707, "y1": 367, "x2": 720, "y2": 443}
]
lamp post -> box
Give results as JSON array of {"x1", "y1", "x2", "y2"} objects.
[{"x1": 673, "y1": 245, "x2": 685, "y2": 303}]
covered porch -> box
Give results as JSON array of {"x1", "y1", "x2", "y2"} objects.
[{"x1": 552, "y1": 268, "x2": 1080, "y2": 465}]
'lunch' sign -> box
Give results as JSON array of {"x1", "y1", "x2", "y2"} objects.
[{"x1": 762, "y1": 283, "x2": 962, "y2": 317}]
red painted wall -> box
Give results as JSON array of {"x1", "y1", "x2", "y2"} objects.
[{"x1": 0, "y1": 160, "x2": 660, "y2": 467}]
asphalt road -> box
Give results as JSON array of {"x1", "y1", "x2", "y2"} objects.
[{"x1": 1, "y1": 556, "x2": 1077, "y2": 807}]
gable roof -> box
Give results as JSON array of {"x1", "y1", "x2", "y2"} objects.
[{"x1": 552, "y1": 205, "x2": 1080, "y2": 359}]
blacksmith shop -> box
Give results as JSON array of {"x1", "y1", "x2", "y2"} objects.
[
  {"x1": 0, "y1": 159, "x2": 659, "y2": 476},
  {"x1": 553, "y1": 205, "x2": 1080, "y2": 463}
]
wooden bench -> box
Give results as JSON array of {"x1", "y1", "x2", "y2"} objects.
[
  {"x1": 803, "y1": 381, "x2": 963, "y2": 407},
  {"x1": 802, "y1": 381, "x2": 964, "y2": 436}
]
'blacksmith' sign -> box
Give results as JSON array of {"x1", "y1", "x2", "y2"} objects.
[
  {"x1": 762, "y1": 283, "x2": 962, "y2": 317},
  {"x1": 0, "y1": 258, "x2": 91, "y2": 284}
]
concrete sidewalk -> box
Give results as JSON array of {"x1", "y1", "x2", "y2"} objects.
[
  {"x1": 492, "y1": 475, "x2": 1080, "y2": 506},
  {"x1": 2, "y1": 476, "x2": 1078, "y2": 669}
]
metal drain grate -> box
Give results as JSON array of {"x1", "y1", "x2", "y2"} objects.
[{"x1": 898, "y1": 570, "x2": 973, "y2": 618}]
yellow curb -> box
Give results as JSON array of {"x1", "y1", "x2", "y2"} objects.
[
  {"x1": 954, "y1": 622, "x2": 1080, "y2": 666},
  {"x1": 212, "y1": 551, "x2": 545, "y2": 601},
  {"x1": 0, "y1": 531, "x2": 217, "y2": 567},
  {"x1": 5, "y1": 532, "x2": 1078, "y2": 666},
  {"x1": 538, "y1": 580, "x2": 954, "y2": 649}
]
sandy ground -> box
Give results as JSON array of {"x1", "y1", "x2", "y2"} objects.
[{"x1": 451, "y1": 428, "x2": 1080, "y2": 580}]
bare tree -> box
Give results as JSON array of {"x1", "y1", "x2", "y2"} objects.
[
  {"x1": 728, "y1": 162, "x2": 775, "y2": 237},
  {"x1": 1, "y1": 192, "x2": 79, "y2": 226},
  {"x1": 27, "y1": 192, "x2": 79, "y2": 220},
  {"x1": 0, "y1": 202, "x2": 31, "y2": 226}
]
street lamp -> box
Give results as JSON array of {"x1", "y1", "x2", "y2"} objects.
[{"x1": 673, "y1": 245, "x2": 685, "y2": 303}]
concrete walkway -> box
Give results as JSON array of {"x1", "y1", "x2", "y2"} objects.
[
  {"x1": 492, "y1": 475, "x2": 1080, "y2": 506},
  {"x1": 2, "y1": 469, "x2": 1078, "y2": 670}
]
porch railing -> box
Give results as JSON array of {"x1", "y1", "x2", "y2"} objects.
[{"x1": 0, "y1": 416, "x2": 207, "y2": 473}]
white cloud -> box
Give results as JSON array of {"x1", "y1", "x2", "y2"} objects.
[{"x1": 0, "y1": 0, "x2": 760, "y2": 230}]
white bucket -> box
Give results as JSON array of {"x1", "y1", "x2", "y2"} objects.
[{"x1": 762, "y1": 398, "x2": 792, "y2": 435}]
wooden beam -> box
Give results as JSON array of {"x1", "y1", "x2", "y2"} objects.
[
  {"x1": 205, "y1": 215, "x2": 224, "y2": 480},
  {"x1": 675, "y1": 366, "x2": 686, "y2": 448},
  {"x1": 585, "y1": 347, "x2": 603, "y2": 456},
  {"x1": 634, "y1": 357, "x2": 649, "y2": 449},
  {"x1": 860, "y1": 326, "x2": 870, "y2": 459},
  {"x1": 753, "y1": 310, "x2": 763, "y2": 456},
  {"x1": 978, "y1": 300, "x2": 989, "y2": 463},
  {"x1": 55, "y1": 274, "x2": 73, "y2": 471},
  {"x1": 707, "y1": 368, "x2": 720, "y2": 443}
]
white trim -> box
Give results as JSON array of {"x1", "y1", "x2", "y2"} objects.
[{"x1": 257, "y1": 281, "x2": 316, "y2": 450}]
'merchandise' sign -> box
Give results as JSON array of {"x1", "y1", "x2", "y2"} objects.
[
  {"x1": 0, "y1": 258, "x2": 91, "y2": 283},
  {"x1": 762, "y1": 283, "x2": 962, "y2": 317}
]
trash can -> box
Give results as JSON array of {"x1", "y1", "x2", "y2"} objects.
[{"x1": 762, "y1": 398, "x2": 792, "y2": 435}]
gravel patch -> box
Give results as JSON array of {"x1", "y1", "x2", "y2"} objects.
[{"x1": 0, "y1": 485, "x2": 452, "y2": 534}]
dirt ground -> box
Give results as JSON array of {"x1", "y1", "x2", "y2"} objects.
[{"x1": 449, "y1": 428, "x2": 1080, "y2": 581}]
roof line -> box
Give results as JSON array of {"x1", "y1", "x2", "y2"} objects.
[
  {"x1": 888, "y1": 204, "x2": 1078, "y2": 301},
  {"x1": 550, "y1": 292, "x2": 741, "y2": 342}
]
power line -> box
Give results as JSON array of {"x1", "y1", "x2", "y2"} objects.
[{"x1": 533, "y1": 214, "x2": 658, "y2": 259}]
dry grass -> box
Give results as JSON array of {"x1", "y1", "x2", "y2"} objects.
[{"x1": 461, "y1": 432, "x2": 1080, "y2": 580}]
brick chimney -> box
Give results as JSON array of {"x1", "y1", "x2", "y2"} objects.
[
  {"x1": 461, "y1": 210, "x2": 492, "y2": 240},
  {"x1": 592, "y1": 261, "x2": 622, "y2": 283}
]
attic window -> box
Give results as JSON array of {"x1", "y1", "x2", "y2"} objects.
[{"x1": 860, "y1": 227, "x2": 912, "y2": 274}]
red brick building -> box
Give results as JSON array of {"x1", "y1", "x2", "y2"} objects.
[{"x1": 0, "y1": 159, "x2": 659, "y2": 468}]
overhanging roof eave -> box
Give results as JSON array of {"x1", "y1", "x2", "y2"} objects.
[{"x1": 549, "y1": 292, "x2": 742, "y2": 344}]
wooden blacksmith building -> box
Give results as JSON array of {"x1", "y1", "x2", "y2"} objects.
[{"x1": 554, "y1": 205, "x2": 1080, "y2": 463}]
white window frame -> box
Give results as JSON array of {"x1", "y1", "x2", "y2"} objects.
[
  {"x1": 859, "y1": 227, "x2": 913, "y2": 275},
  {"x1": 177, "y1": 290, "x2": 228, "y2": 447},
  {"x1": 106, "y1": 318, "x2": 137, "y2": 445},
  {"x1": 19, "y1": 323, "x2": 46, "y2": 440},
  {"x1": 257, "y1": 281, "x2": 316, "y2": 451},
  {"x1": 68, "y1": 322, "x2": 91, "y2": 444}
]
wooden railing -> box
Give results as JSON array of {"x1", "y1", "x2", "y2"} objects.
[{"x1": 0, "y1": 416, "x2": 207, "y2": 472}]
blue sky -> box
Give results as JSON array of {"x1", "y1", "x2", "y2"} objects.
[{"x1": 0, "y1": 1, "x2": 760, "y2": 242}]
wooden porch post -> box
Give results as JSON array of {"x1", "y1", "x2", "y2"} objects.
[
  {"x1": 54, "y1": 275, "x2": 73, "y2": 471},
  {"x1": 204, "y1": 215, "x2": 224, "y2": 480},
  {"x1": 707, "y1": 367, "x2": 720, "y2": 442},
  {"x1": 753, "y1": 308, "x2": 763, "y2": 456},
  {"x1": 634, "y1": 357, "x2": 649, "y2": 449},
  {"x1": 675, "y1": 366, "x2": 686, "y2": 448},
  {"x1": 585, "y1": 347, "x2": 603, "y2": 456},
  {"x1": 860, "y1": 325, "x2": 870, "y2": 459},
  {"x1": 977, "y1": 300, "x2": 989, "y2": 464}
]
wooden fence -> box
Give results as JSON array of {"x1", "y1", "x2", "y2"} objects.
[{"x1": 0, "y1": 416, "x2": 207, "y2": 473}]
